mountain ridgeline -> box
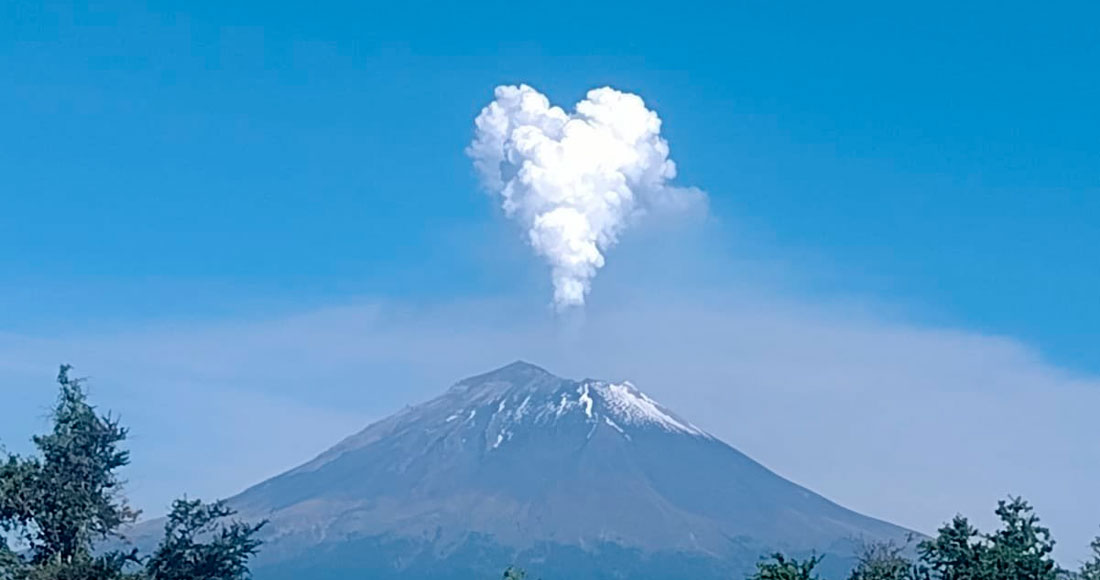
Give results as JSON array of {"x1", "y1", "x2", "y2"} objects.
[{"x1": 210, "y1": 362, "x2": 914, "y2": 579}]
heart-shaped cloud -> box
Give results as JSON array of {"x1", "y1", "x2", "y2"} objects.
[{"x1": 468, "y1": 84, "x2": 705, "y2": 310}]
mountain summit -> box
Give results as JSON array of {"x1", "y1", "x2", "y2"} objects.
[{"x1": 218, "y1": 362, "x2": 912, "y2": 579}]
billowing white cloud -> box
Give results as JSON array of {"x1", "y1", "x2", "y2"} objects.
[{"x1": 468, "y1": 85, "x2": 704, "y2": 309}]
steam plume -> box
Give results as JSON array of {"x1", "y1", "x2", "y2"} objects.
[{"x1": 468, "y1": 84, "x2": 704, "y2": 310}]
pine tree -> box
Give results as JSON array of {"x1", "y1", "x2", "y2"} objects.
[
  {"x1": 1079, "y1": 533, "x2": 1100, "y2": 580},
  {"x1": 919, "y1": 497, "x2": 1060, "y2": 580},
  {"x1": 145, "y1": 499, "x2": 264, "y2": 580},
  {"x1": 986, "y1": 497, "x2": 1058, "y2": 580},
  {"x1": 750, "y1": 553, "x2": 824, "y2": 580},
  {"x1": 0, "y1": 365, "x2": 265, "y2": 580},
  {"x1": 0, "y1": 365, "x2": 140, "y2": 579},
  {"x1": 919, "y1": 515, "x2": 990, "y2": 580}
]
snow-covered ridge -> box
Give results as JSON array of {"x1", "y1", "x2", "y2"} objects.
[
  {"x1": 298, "y1": 365, "x2": 712, "y2": 470},
  {"x1": 454, "y1": 377, "x2": 709, "y2": 451},
  {"x1": 592, "y1": 381, "x2": 706, "y2": 437}
]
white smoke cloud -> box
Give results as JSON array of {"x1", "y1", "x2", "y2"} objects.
[{"x1": 468, "y1": 84, "x2": 705, "y2": 309}]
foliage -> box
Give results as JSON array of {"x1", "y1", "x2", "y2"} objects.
[
  {"x1": 986, "y1": 497, "x2": 1059, "y2": 580},
  {"x1": 0, "y1": 537, "x2": 21, "y2": 580},
  {"x1": 918, "y1": 496, "x2": 1058, "y2": 580},
  {"x1": 146, "y1": 498, "x2": 265, "y2": 580},
  {"x1": 849, "y1": 539, "x2": 927, "y2": 580},
  {"x1": 750, "y1": 552, "x2": 824, "y2": 580},
  {"x1": 918, "y1": 515, "x2": 989, "y2": 580},
  {"x1": 502, "y1": 566, "x2": 527, "y2": 579},
  {"x1": 0, "y1": 365, "x2": 140, "y2": 580},
  {"x1": 1080, "y1": 533, "x2": 1100, "y2": 580},
  {"x1": 0, "y1": 366, "x2": 264, "y2": 580}
]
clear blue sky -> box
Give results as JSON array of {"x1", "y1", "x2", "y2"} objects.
[
  {"x1": 3, "y1": 0, "x2": 1100, "y2": 561},
  {"x1": 3, "y1": 0, "x2": 1098, "y2": 371}
]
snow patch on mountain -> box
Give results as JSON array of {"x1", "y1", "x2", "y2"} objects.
[
  {"x1": 594, "y1": 381, "x2": 706, "y2": 436},
  {"x1": 578, "y1": 384, "x2": 594, "y2": 418},
  {"x1": 466, "y1": 376, "x2": 709, "y2": 451}
]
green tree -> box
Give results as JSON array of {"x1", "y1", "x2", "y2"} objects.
[
  {"x1": 502, "y1": 566, "x2": 527, "y2": 580},
  {"x1": 849, "y1": 539, "x2": 926, "y2": 580},
  {"x1": 0, "y1": 366, "x2": 264, "y2": 580},
  {"x1": 986, "y1": 498, "x2": 1058, "y2": 580},
  {"x1": 0, "y1": 534, "x2": 22, "y2": 580},
  {"x1": 919, "y1": 515, "x2": 989, "y2": 580},
  {"x1": 918, "y1": 497, "x2": 1059, "y2": 580},
  {"x1": 750, "y1": 553, "x2": 824, "y2": 580},
  {"x1": 1079, "y1": 533, "x2": 1100, "y2": 580},
  {"x1": 0, "y1": 365, "x2": 140, "y2": 580},
  {"x1": 145, "y1": 498, "x2": 264, "y2": 580}
]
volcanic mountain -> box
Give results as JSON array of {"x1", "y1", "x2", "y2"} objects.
[{"x1": 192, "y1": 362, "x2": 913, "y2": 579}]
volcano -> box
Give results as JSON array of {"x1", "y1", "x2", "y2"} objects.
[{"x1": 197, "y1": 362, "x2": 913, "y2": 579}]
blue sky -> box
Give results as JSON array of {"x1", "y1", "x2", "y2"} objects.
[
  {"x1": 4, "y1": 0, "x2": 1099, "y2": 368},
  {"x1": 2, "y1": 0, "x2": 1099, "y2": 563}
]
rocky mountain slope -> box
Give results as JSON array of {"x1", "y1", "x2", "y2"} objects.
[{"x1": 147, "y1": 361, "x2": 915, "y2": 579}]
